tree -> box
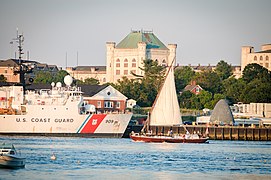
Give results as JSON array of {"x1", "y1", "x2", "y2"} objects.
[
  {"x1": 77, "y1": 78, "x2": 99, "y2": 85},
  {"x1": 174, "y1": 66, "x2": 195, "y2": 92},
  {"x1": 33, "y1": 71, "x2": 53, "y2": 84},
  {"x1": 190, "y1": 95, "x2": 203, "y2": 110},
  {"x1": 33, "y1": 70, "x2": 69, "y2": 84},
  {"x1": 197, "y1": 90, "x2": 213, "y2": 109},
  {"x1": 242, "y1": 63, "x2": 271, "y2": 83},
  {"x1": 0, "y1": 74, "x2": 7, "y2": 82},
  {"x1": 241, "y1": 78, "x2": 271, "y2": 103},
  {"x1": 114, "y1": 77, "x2": 140, "y2": 101},
  {"x1": 222, "y1": 77, "x2": 245, "y2": 104},
  {"x1": 211, "y1": 93, "x2": 226, "y2": 108},
  {"x1": 179, "y1": 91, "x2": 193, "y2": 109},
  {"x1": 215, "y1": 60, "x2": 232, "y2": 80},
  {"x1": 194, "y1": 70, "x2": 222, "y2": 94},
  {"x1": 114, "y1": 59, "x2": 166, "y2": 107},
  {"x1": 53, "y1": 70, "x2": 69, "y2": 84}
]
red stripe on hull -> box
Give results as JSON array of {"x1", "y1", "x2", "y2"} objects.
[{"x1": 80, "y1": 114, "x2": 107, "y2": 133}]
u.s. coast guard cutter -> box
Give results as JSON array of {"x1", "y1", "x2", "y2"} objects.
[{"x1": 0, "y1": 75, "x2": 132, "y2": 137}]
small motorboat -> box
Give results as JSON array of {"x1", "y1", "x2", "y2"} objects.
[{"x1": 0, "y1": 143, "x2": 25, "y2": 168}]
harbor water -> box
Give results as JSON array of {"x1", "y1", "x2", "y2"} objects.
[{"x1": 1, "y1": 136, "x2": 271, "y2": 180}]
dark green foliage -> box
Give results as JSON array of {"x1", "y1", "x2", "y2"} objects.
[
  {"x1": 242, "y1": 63, "x2": 271, "y2": 83},
  {"x1": 174, "y1": 66, "x2": 195, "y2": 92},
  {"x1": 0, "y1": 74, "x2": 7, "y2": 82},
  {"x1": 240, "y1": 64, "x2": 271, "y2": 103},
  {"x1": 33, "y1": 70, "x2": 69, "y2": 84},
  {"x1": 53, "y1": 70, "x2": 70, "y2": 84},
  {"x1": 77, "y1": 78, "x2": 100, "y2": 85},
  {"x1": 194, "y1": 70, "x2": 222, "y2": 94},
  {"x1": 179, "y1": 91, "x2": 193, "y2": 109},
  {"x1": 215, "y1": 60, "x2": 233, "y2": 80},
  {"x1": 114, "y1": 59, "x2": 166, "y2": 107},
  {"x1": 241, "y1": 78, "x2": 271, "y2": 103},
  {"x1": 222, "y1": 77, "x2": 245, "y2": 104}
]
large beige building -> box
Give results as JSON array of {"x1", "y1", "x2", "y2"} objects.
[
  {"x1": 106, "y1": 30, "x2": 177, "y2": 83},
  {"x1": 241, "y1": 44, "x2": 271, "y2": 72},
  {"x1": 66, "y1": 66, "x2": 107, "y2": 84}
]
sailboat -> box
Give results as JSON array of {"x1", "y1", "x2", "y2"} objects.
[{"x1": 130, "y1": 59, "x2": 208, "y2": 143}]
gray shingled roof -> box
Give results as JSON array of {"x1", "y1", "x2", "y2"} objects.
[
  {"x1": 210, "y1": 99, "x2": 235, "y2": 125},
  {"x1": 80, "y1": 84, "x2": 108, "y2": 97}
]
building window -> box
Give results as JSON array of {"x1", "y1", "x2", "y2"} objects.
[
  {"x1": 97, "y1": 101, "x2": 101, "y2": 108},
  {"x1": 103, "y1": 78, "x2": 106, "y2": 82},
  {"x1": 4, "y1": 70, "x2": 7, "y2": 73},
  {"x1": 116, "y1": 70, "x2": 120, "y2": 75},
  {"x1": 124, "y1": 59, "x2": 128, "y2": 67},
  {"x1": 162, "y1": 59, "x2": 167, "y2": 66},
  {"x1": 266, "y1": 63, "x2": 269, "y2": 68},
  {"x1": 104, "y1": 101, "x2": 113, "y2": 108},
  {"x1": 196, "y1": 87, "x2": 200, "y2": 93},
  {"x1": 115, "y1": 59, "x2": 120, "y2": 67},
  {"x1": 132, "y1": 59, "x2": 136, "y2": 67},
  {"x1": 124, "y1": 70, "x2": 128, "y2": 75},
  {"x1": 260, "y1": 56, "x2": 263, "y2": 61},
  {"x1": 254, "y1": 56, "x2": 257, "y2": 61},
  {"x1": 116, "y1": 101, "x2": 120, "y2": 109},
  {"x1": 266, "y1": 56, "x2": 269, "y2": 61}
]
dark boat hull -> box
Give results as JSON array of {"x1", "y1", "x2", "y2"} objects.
[{"x1": 130, "y1": 134, "x2": 209, "y2": 143}]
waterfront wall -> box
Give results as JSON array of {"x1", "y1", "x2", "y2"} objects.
[{"x1": 148, "y1": 125, "x2": 271, "y2": 141}]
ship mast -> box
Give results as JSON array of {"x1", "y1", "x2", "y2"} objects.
[{"x1": 12, "y1": 29, "x2": 32, "y2": 91}]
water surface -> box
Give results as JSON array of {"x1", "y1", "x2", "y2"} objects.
[{"x1": 1, "y1": 136, "x2": 271, "y2": 179}]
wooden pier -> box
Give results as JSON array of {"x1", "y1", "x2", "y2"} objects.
[{"x1": 123, "y1": 125, "x2": 271, "y2": 141}]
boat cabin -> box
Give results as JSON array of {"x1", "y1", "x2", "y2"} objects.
[{"x1": 0, "y1": 144, "x2": 17, "y2": 156}]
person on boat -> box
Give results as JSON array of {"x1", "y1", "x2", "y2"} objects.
[
  {"x1": 169, "y1": 129, "x2": 173, "y2": 137},
  {"x1": 185, "y1": 130, "x2": 191, "y2": 139}
]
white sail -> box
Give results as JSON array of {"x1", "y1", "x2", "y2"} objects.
[{"x1": 149, "y1": 60, "x2": 182, "y2": 126}]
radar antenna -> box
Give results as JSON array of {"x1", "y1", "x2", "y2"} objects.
[{"x1": 11, "y1": 28, "x2": 33, "y2": 91}]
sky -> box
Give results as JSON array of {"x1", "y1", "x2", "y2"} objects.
[{"x1": 0, "y1": 0, "x2": 270, "y2": 68}]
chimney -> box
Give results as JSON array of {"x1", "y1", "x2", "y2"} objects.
[{"x1": 191, "y1": 80, "x2": 196, "y2": 85}]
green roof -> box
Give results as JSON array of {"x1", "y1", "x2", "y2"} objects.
[{"x1": 116, "y1": 31, "x2": 168, "y2": 50}]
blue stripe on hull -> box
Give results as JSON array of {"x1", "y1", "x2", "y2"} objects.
[{"x1": 76, "y1": 114, "x2": 92, "y2": 133}]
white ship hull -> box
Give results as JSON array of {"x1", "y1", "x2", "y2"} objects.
[
  {"x1": 0, "y1": 113, "x2": 132, "y2": 138},
  {"x1": 0, "y1": 78, "x2": 132, "y2": 138},
  {"x1": 0, "y1": 154, "x2": 25, "y2": 168}
]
